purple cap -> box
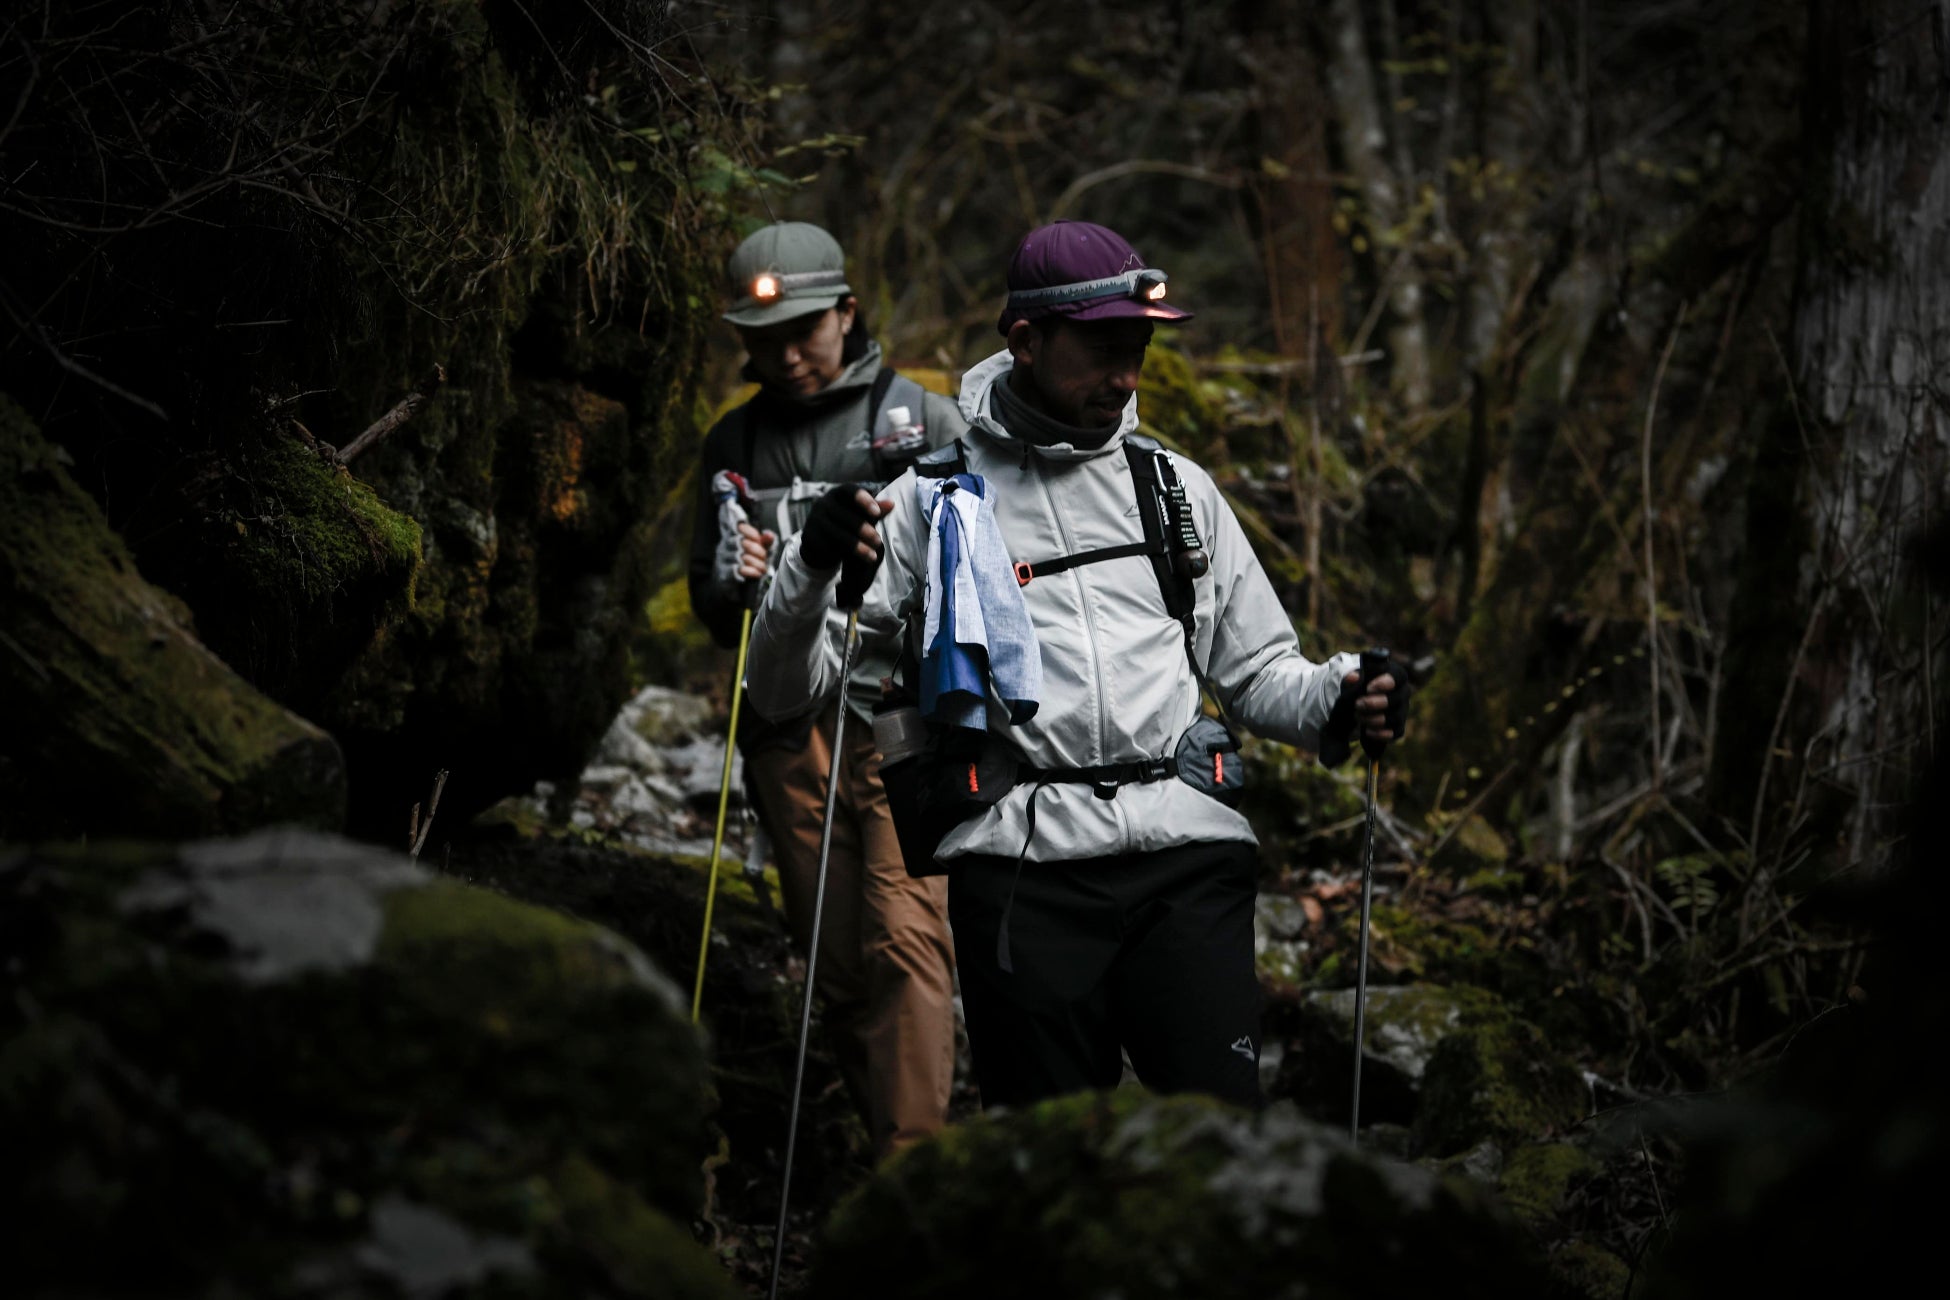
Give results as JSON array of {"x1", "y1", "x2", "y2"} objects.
[{"x1": 997, "y1": 220, "x2": 1194, "y2": 336}]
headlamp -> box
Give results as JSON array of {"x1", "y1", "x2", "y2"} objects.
[
  {"x1": 736, "y1": 267, "x2": 847, "y2": 312},
  {"x1": 1005, "y1": 267, "x2": 1172, "y2": 310}
]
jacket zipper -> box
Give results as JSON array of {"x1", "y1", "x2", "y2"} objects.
[{"x1": 1027, "y1": 449, "x2": 1123, "y2": 844}]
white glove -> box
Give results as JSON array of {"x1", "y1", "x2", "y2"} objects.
[{"x1": 711, "y1": 470, "x2": 752, "y2": 597}]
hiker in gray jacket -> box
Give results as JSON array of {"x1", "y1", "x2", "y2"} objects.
[
  {"x1": 747, "y1": 220, "x2": 1403, "y2": 1111},
  {"x1": 688, "y1": 221, "x2": 966, "y2": 1158}
]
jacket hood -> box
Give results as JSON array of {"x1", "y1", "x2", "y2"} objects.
[{"x1": 956, "y1": 348, "x2": 1137, "y2": 463}]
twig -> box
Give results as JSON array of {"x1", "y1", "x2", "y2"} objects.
[
  {"x1": 409, "y1": 768, "x2": 449, "y2": 859},
  {"x1": 1045, "y1": 159, "x2": 1249, "y2": 221},
  {"x1": 1643, "y1": 305, "x2": 1687, "y2": 790},
  {"x1": 338, "y1": 363, "x2": 446, "y2": 464}
]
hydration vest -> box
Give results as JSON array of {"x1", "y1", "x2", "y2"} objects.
[{"x1": 737, "y1": 368, "x2": 930, "y2": 538}]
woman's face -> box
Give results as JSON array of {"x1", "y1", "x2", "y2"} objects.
[{"x1": 739, "y1": 299, "x2": 857, "y2": 397}]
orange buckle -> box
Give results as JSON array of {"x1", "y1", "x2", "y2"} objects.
[
  {"x1": 1013, "y1": 561, "x2": 1034, "y2": 587},
  {"x1": 967, "y1": 762, "x2": 980, "y2": 794}
]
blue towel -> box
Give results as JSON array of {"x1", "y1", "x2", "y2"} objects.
[{"x1": 914, "y1": 474, "x2": 1041, "y2": 729}]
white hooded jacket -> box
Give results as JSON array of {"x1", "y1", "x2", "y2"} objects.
[{"x1": 748, "y1": 348, "x2": 1357, "y2": 863}]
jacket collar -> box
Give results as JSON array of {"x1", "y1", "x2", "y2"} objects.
[
  {"x1": 743, "y1": 340, "x2": 884, "y2": 413},
  {"x1": 957, "y1": 348, "x2": 1136, "y2": 464}
]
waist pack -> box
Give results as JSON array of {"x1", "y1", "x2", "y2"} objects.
[{"x1": 873, "y1": 695, "x2": 1016, "y2": 877}]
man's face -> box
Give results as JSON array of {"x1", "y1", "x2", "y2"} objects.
[
  {"x1": 1009, "y1": 316, "x2": 1153, "y2": 429},
  {"x1": 739, "y1": 300, "x2": 855, "y2": 397}
]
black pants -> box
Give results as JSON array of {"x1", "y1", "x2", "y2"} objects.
[{"x1": 948, "y1": 839, "x2": 1263, "y2": 1111}]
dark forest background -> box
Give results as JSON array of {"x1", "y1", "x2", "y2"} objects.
[{"x1": 1, "y1": 2, "x2": 1945, "y2": 1297}]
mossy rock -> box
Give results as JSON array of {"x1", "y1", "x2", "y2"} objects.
[
  {"x1": 1495, "y1": 1141, "x2": 1600, "y2": 1227},
  {"x1": 1137, "y1": 340, "x2": 1229, "y2": 456},
  {"x1": 1275, "y1": 984, "x2": 1505, "y2": 1130},
  {"x1": 165, "y1": 431, "x2": 423, "y2": 705},
  {"x1": 0, "y1": 830, "x2": 727, "y2": 1298},
  {"x1": 812, "y1": 1091, "x2": 1551, "y2": 1300},
  {"x1": 1546, "y1": 1240, "x2": 1631, "y2": 1300},
  {"x1": 1412, "y1": 999, "x2": 1588, "y2": 1158},
  {"x1": 0, "y1": 398, "x2": 346, "y2": 838}
]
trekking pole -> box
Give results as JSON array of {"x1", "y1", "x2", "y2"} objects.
[
  {"x1": 768, "y1": 593, "x2": 866, "y2": 1300},
  {"x1": 690, "y1": 590, "x2": 758, "y2": 1025},
  {"x1": 1349, "y1": 647, "x2": 1393, "y2": 1146}
]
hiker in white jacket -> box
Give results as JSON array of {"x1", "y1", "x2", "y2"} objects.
[{"x1": 749, "y1": 221, "x2": 1403, "y2": 1110}]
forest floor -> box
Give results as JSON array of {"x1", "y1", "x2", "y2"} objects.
[{"x1": 437, "y1": 684, "x2": 1680, "y2": 1296}]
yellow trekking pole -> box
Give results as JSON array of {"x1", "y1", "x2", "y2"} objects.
[
  {"x1": 691, "y1": 602, "x2": 754, "y2": 1024},
  {"x1": 693, "y1": 469, "x2": 764, "y2": 1025}
]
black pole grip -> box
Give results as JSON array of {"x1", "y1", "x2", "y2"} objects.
[
  {"x1": 1358, "y1": 646, "x2": 1393, "y2": 762},
  {"x1": 835, "y1": 546, "x2": 879, "y2": 611}
]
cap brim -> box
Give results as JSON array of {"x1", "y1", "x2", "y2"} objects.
[
  {"x1": 1063, "y1": 298, "x2": 1194, "y2": 324},
  {"x1": 722, "y1": 292, "x2": 845, "y2": 329}
]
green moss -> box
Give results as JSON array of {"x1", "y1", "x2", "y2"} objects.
[
  {"x1": 1548, "y1": 1240, "x2": 1632, "y2": 1300},
  {"x1": 1496, "y1": 1142, "x2": 1599, "y2": 1226},
  {"x1": 3, "y1": 836, "x2": 719, "y2": 1295},
  {"x1": 1137, "y1": 339, "x2": 1227, "y2": 455},
  {"x1": 815, "y1": 1091, "x2": 1551, "y2": 1300},
  {"x1": 0, "y1": 399, "x2": 346, "y2": 837},
  {"x1": 1445, "y1": 815, "x2": 1511, "y2": 872},
  {"x1": 1413, "y1": 1002, "x2": 1588, "y2": 1157},
  {"x1": 544, "y1": 1155, "x2": 738, "y2": 1299},
  {"x1": 230, "y1": 436, "x2": 421, "y2": 601}
]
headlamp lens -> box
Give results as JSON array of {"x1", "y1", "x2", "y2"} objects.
[
  {"x1": 752, "y1": 273, "x2": 781, "y2": 301},
  {"x1": 1133, "y1": 268, "x2": 1169, "y2": 302}
]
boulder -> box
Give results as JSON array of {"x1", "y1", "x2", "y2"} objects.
[
  {"x1": 0, "y1": 829, "x2": 731, "y2": 1299},
  {"x1": 811, "y1": 1091, "x2": 1551, "y2": 1300},
  {"x1": 0, "y1": 400, "x2": 347, "y2": 838},
  {"x1": 1269, "y1": 984, "x2": 1586, "y2": 1156}
]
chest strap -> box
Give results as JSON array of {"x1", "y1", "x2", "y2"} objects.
[{"x1": 1008, "y1": 541, "x2": 1153, "y2": 587}]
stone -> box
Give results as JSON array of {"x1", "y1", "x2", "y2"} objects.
[
  {"x1": 0, "y1": 832, "x2": 731, "y2": 1298},
  {"x1": 812, "y1": 1091, "x2": 1551, "y2": 1300},
  {"x1": 0, "y1": 400, "x2": 347, "y2": 839}
]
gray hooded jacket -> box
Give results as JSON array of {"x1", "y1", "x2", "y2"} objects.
[
  {"x1": 689, "y1": 341, "x2": 965, "y2": 721},
  {"x1": 748, "y1": 348, "x2": 1356, "y2": 862}
]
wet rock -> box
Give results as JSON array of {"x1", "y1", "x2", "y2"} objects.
[
  {"x1": 812, "y1": 1091, "x2": 1550, "y2": 1300},
  {"x1": 1275, "y1": 983, "x2": 1491, "y2": 1130},
  {"x1": 0, "y1": 830, "x2": 731, "y2": 1298}
]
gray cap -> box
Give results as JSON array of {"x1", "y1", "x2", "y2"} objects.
[{"x1": 723, "y1": 222, "x2": 853, "y2": 328}]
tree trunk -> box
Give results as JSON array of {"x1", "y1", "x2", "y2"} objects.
[
  {"x1": 1325, "y1": 0, "x2": 1431, "y2": 411},
  {"x1": 1722, "y1": 0, "x2": 1950, "y2": 872}
]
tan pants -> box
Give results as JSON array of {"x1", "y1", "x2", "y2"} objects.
[{"x1": 743, "y1": 705, "x2": 956, "y2": 1159}]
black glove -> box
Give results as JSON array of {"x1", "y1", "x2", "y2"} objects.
[
  {"x1": 836, "y1": 544, "x2": 882, "y2": 611},
  {"x1": 1319, "y1": 648, "x2": 1410, "y2": 767},
  {"x1": 1319, "y1": 674, "x2": 1362, "y2": 769},
  {"x1": 800, "y1": 483, "x2": 878, "y2": 571}
]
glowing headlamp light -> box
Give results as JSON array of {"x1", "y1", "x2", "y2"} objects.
[
  {"x1": 1005, "y1": 267, "x2": 1172, "y2": 310},
  {"x1": 736, "y1": 268, "x2": 846, "y2": 311}
]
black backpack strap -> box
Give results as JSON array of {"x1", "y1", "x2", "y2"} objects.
[
  {"x1": 863, "y1": 366, "x2": 900, "y2": 478},
  {"x1": 1121, "y1": 438, "x2": 1231, "y2": 723}
]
